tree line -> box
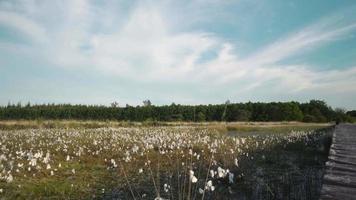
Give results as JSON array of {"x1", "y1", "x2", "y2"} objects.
[{"x1": 0, "y1": 100, "x2": 353, "y2": 123}]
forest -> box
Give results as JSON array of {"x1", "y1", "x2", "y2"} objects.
[{"x1": 0, "y1": 100, "x2": 353, "y2": 123}]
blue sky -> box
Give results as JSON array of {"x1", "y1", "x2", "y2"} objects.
[{"x1": 0, "y1": 0, "x2": 356, "y2": 109}]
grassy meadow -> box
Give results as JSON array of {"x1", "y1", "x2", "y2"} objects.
[{"x1": 0, "y1": 121, "x2": 333, "y2": 199}]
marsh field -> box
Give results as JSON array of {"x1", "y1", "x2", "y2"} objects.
[{"x1": 0, "y1": 121, "x2": 333, "y2": 200}]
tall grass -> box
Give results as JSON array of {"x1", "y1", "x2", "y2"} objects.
[{"x1": 0, "y1": 125, "x2": 332, "y2": 199}]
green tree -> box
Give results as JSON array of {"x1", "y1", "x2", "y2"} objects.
[{"x1": 196, "y1": 112, "x2": 206, "y2": 122}]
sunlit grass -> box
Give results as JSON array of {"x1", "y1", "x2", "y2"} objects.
[{"x1": 0, "y1": 123, "x2": 333, "y2": 199}]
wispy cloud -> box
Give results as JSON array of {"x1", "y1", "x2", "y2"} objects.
[
  {"x1": 199, "y1": 11, "x2": 356, "y2": 92},
  {"x1": 0, "y1": 0, "x2": 356, "y2": 107},
  {"x1": 0, "y1": 10, "x2": 48, "y2": 44}
]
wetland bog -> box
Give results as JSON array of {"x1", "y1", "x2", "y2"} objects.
[{"x1": 0, "y1": 122, "x2": 333, "y2": 199}]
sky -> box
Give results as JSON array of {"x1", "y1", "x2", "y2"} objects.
[{"x1": 0, "y1": 0, "x2": 356, "y2": 109}]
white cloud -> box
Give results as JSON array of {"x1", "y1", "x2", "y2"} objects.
[
  {"x1": 195, "y1": 12, "x2": 356, "y2": 94},
  {"x1": 0, "y1": 0, "x2": 356, "y2": 107},
  {"x1": 0, "y1": 10, "x2": 48, "y2": 44}
]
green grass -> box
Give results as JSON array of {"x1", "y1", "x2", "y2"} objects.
[
  {"x1": 0, "y1": 162, "x2": 112, "y2": 199},
  {"x1": 0, "y1": 122, "x2": 333, "y2": 199}
]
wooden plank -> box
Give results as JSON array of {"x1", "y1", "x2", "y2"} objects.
[
  {"x1": 320, "y1": 184, "x2": 356, "y2": 200},
  {"x1": 320, "y1": 124, "x2": 356, "y2": 200}
]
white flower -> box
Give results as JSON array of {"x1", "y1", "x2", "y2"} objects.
[
  {"x1": 205, "y1": 180, "x2": 215, "y2": 191},
  {"x1": 191, "y1": 176, "x2": 198, "y2": 183},
  {"x1": 138, "y1": 168, "x2": 143, "y2": 173},
  {"x1": 110, "y1": 159, "x2": 117, "y2": 168},
  {"x1": 217, "y1": 167, "x2": 227, "y2": 178},
  {"x1": 234, "y1": 158, "x2": 239, "y2": 167},
  {"x1": 6, "y1": 174, "x2": 13, "y2": 183},
  {"x1": 29, "y1": 158, "x2": 37, "y2": 166},
  {"x1": 164, "y1": 183, "x2": 170, "y2": 193},
  {"x1": 43, "y1": 152, "x2": 50, "y2": 164},
  {"x1": 72, "y1": 169, "x2": 76, "y2": 174},
  {"x1": 189, "y1": 170, "x2": 198, "y2": 183},
  {"x1": 211, "y1": 186, "x2": 215, "y2": 191},
  {"x1": 206, "y1": 180, "x2": 213, "y2": 187},
  {"x1": 189, "y1": 170, "x2": 194, "y2": 176}
]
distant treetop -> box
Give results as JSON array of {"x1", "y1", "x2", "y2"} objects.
[{"x1": 0, "y1": 100, "x2": 353, "y2": 123}]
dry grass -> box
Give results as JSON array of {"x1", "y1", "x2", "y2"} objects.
[{"x1": 0, "y1": 120, "x2": 332, "y2": 131}]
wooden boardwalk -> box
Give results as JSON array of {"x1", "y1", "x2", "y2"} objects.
[{"x1": 320, "y1": 124, "x2": 356, "y2": 200}]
